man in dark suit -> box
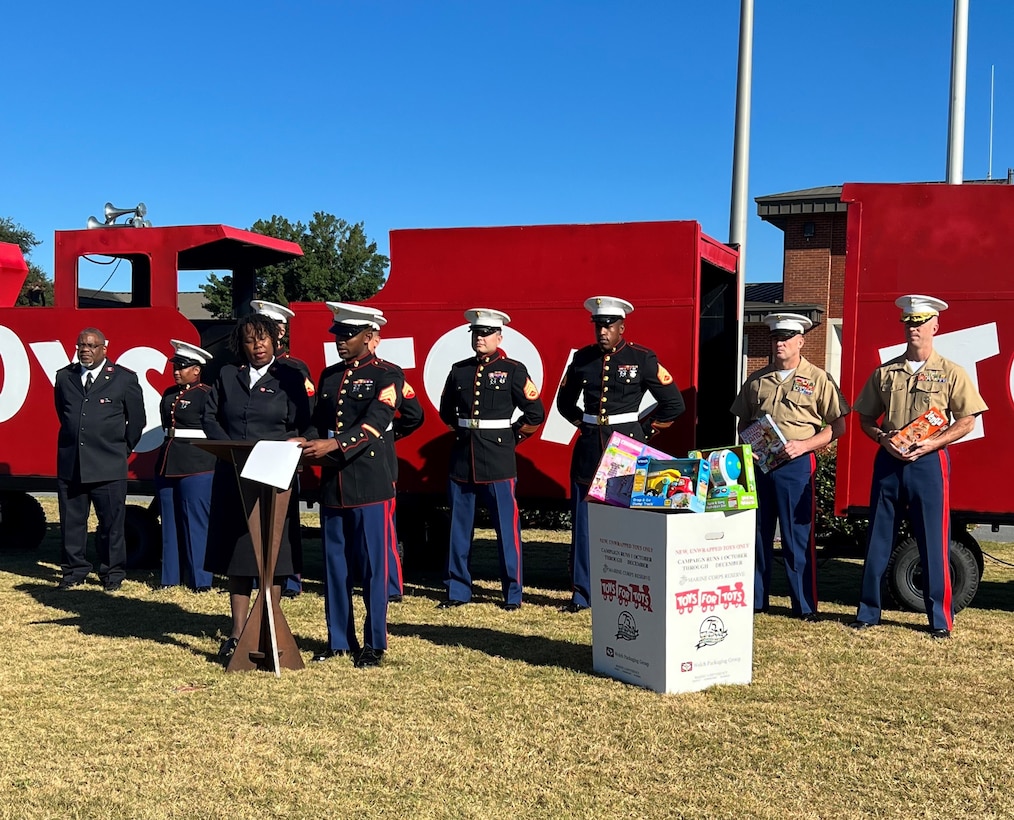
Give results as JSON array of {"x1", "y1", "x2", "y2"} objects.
[{"x1": 54, "y1": 327, "x2": 146, "y2": 591}]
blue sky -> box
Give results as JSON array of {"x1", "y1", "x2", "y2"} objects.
[{"x1": 4, "y1": 1, "x2": 1012, "y2": 292}]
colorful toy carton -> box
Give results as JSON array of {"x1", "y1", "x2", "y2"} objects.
[
  {"x1": 629, "y1": 457, "x2": 710, "y2": 513},
  {"x1": 588, "y1": 432, "x2": 675, "y2": 507},
  {"x1": 688, "y1": 444, "x2": 759, "y2": 512},
  {"x1": 739, "y1": 414, "x2": 789, "y2": 473},
  {"x1": 890, "y1": 407, "x2": 949, "y2": 454}
]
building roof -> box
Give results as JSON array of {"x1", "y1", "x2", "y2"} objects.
[
  {"x1": 756, "y1": 178, "x2": 1014, "y2": 228},
  {"x1": 743, "y1": 281, "x2": 822, "y2": 325},
  {"x1": 76, "y1": 291, "x2": 214, "y2": 320},
  {"x1": 755, "y1": 186, "x2": 847, "y2": 227}
]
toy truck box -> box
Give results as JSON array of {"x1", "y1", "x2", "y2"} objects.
[
  {"x1": 629, "y1": 456, "x2": 710, "y2": 512},
  {"x1": 688, "y1": 444, "x2": 758, "y2": 512}
]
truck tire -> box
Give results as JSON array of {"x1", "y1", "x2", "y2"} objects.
[
  {"x1": 0, "y1": 492, "x2": 48, "y2": 551},
  {"x1": 886, "y1": 535, "x2": 981, "y2": 615},
  {"x1": 124, "y1": 504, "x2": 160, "y2": 570}
]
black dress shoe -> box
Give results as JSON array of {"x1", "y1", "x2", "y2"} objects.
[
  {"x1": 559, "y1": 602, "x2": 590, "y2": 614},
  {"x1": 800, "y1": 613, "x2": 819, "y2": 623},
  {"x1": 312, "y1": 648, "x2": 353, "y2": 663},
  {"x1": 848, "y1": 620, "x2": 875, "y2": 631},
  {"x1": 281, "y1": 588, "x2": 299, "y2": 599},
  {"x1": 502, "y1": 603, "x2": 521, "y2": 611},
  {"x1": 56, "y1": 578, "x2": 84, "y2": 591},
  {"x1": 388, "y1": 594, "x2": 403, "y2": 603},
  {"x1": 929, "y1": 629, "x2": 951, "y2": 640},
  {"x1": 437, "y1": 599, "x2": 467, "y2": 609},
  {"x1": 218, "y1": 637, "x2": 239, "y2": 660},
  {"x1": 103, "y1": 580, "x2": 123, "y2": 592},
  {"x1": 195, "y1": 586, "x2": 212, "y2": 593},
  {"x1": 355, "y1": 646, "x2": 384, "y2": 668}
]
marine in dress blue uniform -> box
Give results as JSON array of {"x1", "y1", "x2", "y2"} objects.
[
  {"x1": 730, "y1": 314, "x2": 849, "y2": 619},
  {"x1": 556, "y1": 297, "x2": 685, "y2": 612},
  {"x1": 301, "y1": 303, "x2": 402, "y2": 668},
  {"x1": 850, "y1": 295, "x2": 988, "y2": 639},
  {"x1": 437, "y1": 308, "x2": 545, "y2": 610},
  {"x1": 252, "y1": 299, "x2": 315, "y2": 598},
  {"x1": 54, "y1": 327, "x2": 146, "y2": 592},
  {"x1": 154, "y1": 340, "x2": 216, "y2": 591},
  {"x1": 367, "y1": 325, "x2": 425, "y2": 602},
  {"x1": 201, "y1": 314, "x2": 314, "y2": 660}
]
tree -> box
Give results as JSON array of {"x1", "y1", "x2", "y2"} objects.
[
  {"x1": 0, "y1": 217, "x2": 53, "y2": 307},
  {"x1": 199, "y1": 212, "x2": 389, "y2": 318}
]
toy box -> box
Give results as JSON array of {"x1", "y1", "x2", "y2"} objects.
[
  {"x1": 629, "y1": 457, "x2": 710, "y2": 513},
  {"x1": 588, "y1": 432, "x2": 675, "y2": 507},
  {"x1": 739, "y1": 414, "x2": 790, "y2": 474},
  {"x1": 890, "y1": 407, "x2": 949, "y2": 454},
  {"x1": 688, "y1": 444, "x2": 759, "y2": 512}
]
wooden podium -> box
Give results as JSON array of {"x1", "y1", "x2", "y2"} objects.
[{"x1": 195, "y1": 441, "x2": 305, "y2": 674}]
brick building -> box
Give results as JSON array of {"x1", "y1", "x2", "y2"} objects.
[{"x1": 746, "y1": 185, "x2": 847, "y2": 379}]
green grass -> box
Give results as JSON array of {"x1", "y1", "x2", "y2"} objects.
[{"x1": 1, "y1": 502, "x2": 1013, "y2": 819}]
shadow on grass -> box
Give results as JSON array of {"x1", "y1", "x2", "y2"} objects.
[
  {"x1": 17, "y1": 579, "x2": 234, "y2": 664},
  {"x1": 387, "y1": 622, "x2": 590, "y2": 673}
]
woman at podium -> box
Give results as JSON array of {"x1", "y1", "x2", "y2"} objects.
[{"x1": 202, "y1": 314, "x2": 314, "y2": 661}]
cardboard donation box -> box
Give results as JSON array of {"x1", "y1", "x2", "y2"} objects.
[{"x1": 589, "y1": 504, "x2": 756, "y2": 694}]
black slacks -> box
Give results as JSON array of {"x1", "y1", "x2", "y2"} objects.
[{"x1": 57, "y1": 477, "x2": 128, "y2": 584}]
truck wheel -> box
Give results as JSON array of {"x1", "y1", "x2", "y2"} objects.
[
  {"x1": 886, "y1": 535, "x2": 981, "y2": 614},
  {"x1": 0, "y1": 492, "x2": 48, "y2": 551},
  {"x1": 124, "y1": 504, "x2": 160, "y2": 569}
]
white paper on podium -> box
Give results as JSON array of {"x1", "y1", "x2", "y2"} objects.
[{"x1": 239, "y1": 441, "x2": 302, "y2": 490}]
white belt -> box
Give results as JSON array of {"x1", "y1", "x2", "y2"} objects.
[
  {"x1": 458, "y1": 418, "x2": 512, "y2": 430},
  {"x1": 582, "y1": 412, "x2": 639, "y2": 426},
  {"x1": 168, "y1": 429, "x2": 207, "y2": 439}
]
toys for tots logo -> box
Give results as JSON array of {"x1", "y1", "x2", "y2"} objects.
[
  {"x1": 673, "y1": 582, "x2": 747, "y2": 615},
  {"x1": 600, "y1": 578, "x2": 653, "y2": 611}
]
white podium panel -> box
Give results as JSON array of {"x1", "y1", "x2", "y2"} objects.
[{"x1": 589, "y1": 505, "x2": 756, "y2": 694}]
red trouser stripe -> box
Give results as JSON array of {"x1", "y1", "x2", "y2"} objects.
[
  {"x1": 938, "y1": 450, "x2": 953, "y2": 629},
  {"x1": 511, "y1": 478, "x2": 522, "y2": 584},
  {"x1": 809, "y1": 451, "x2": 818, "y2": 609}
]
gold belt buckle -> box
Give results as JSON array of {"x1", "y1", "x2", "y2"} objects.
[{"x1": 468, "y1": 419, "x2": 480, "y2": 430}]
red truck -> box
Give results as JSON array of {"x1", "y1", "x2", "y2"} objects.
[
  {"x1": 835, "y1": 182, "x2": 1012, "y2": 612},
  {"x1": 0, "y1": 217, "x2": 740, "y2": 564},
  {"x1": 2, "y1": 190, "x2": 1000, "y2": 613}
]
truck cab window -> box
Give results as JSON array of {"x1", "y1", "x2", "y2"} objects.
[{"x1": 76, "y1": 254, "x2": 151, "y2": 308}]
